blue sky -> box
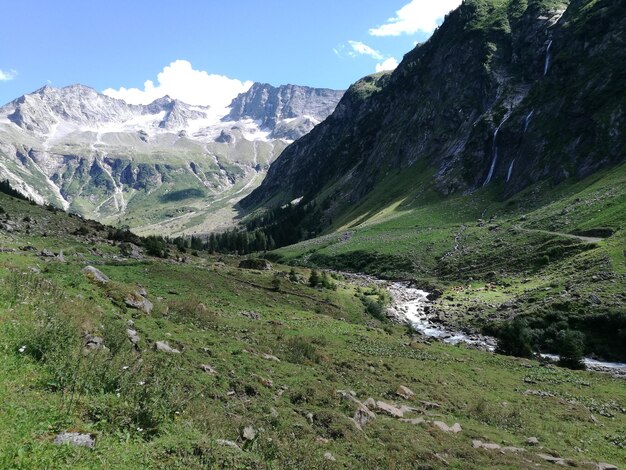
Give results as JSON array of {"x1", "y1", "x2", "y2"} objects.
[{"x1": 0, "y1": 0, "x2": 461, "y2": 106}]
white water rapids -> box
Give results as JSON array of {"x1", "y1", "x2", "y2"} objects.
[{"x1": 386, "y1": 281, "x2": 626, "y2": 377}]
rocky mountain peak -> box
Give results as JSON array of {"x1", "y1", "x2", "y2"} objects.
[{"x1": 225, "y1": 83, "x2": 344, "y2": 139}]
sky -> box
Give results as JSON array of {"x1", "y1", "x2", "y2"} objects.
[{"x1": 0, "y1": 0, "x2": 461, "y2": 107}]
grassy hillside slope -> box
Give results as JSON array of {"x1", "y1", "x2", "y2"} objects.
[
  {"x1": 270, "y1": 163, "x2": 626, "y2": 361},
  {"x1": 0, "y1": 193, "x2": 624, "y2": 468}
]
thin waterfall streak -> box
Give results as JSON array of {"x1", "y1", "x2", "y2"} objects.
[
  {"x1": 483, "y1": 115, "x2": 509, "y2": 187},
  {"x1": 506, "y1": 159, "x2": 515, "y2": 183},
  {"x1": 544, "y1": 40, "x2": 553, "y2": 76}
]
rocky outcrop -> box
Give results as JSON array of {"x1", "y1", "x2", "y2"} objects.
[{"x1": 225, "y1": 83, "x2": 344, "y2": 139}]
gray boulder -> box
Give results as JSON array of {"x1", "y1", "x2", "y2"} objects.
[
  {"x1": 155, "y1": 341, "x2": 180, "y2": 354},
  {"x1": 82, "y1": 265, "x2": 109, "y2": 284},
  {"x1": 125, "y1": 292, "x2": 153, "y2": 314},
  {"x1": 53, "y1": 432, "x2": 96, "y2": 448}
]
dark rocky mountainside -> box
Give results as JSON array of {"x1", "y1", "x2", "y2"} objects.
[{"x1": 243, "y1": 0, "x2": 626, "y2": 214}]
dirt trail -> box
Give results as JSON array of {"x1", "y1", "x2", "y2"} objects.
[{"x1": 514, "y1": 226, "x2": 603, "y2": 244}]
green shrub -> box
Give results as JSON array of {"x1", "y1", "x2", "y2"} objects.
[
  {"x1": 284, "y1": 336, "x2": 321, "y2": 364},
  {"x1": 308, "y1": 269, "x2": 320, "y2": 288},
  {"x1": 361, "y1": 295, "x2": 387, "y2": 322},
  {"x1": 167, "y1": 297, "x2": 217, "y2": 329},
  {"x1": 144, "y1": 236, "x2": 169, "y2": 258},
  {"x1": 495, "y1": 317, "x2": 535, "y2": 358},
  {"x1": 556, "y1": 330, "x2": 586, "y2": 370}
]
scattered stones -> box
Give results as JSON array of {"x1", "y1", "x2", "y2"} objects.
[
  {"x1": 375, "y1": 401, "x2": 406, "y2": 418},
  {"x1": 399, "y1": 417, "x2": 426, "y2": 425},
  {"x1": 261, "y1": 353, "x2": 280, "y2": 362},
  {"x1": 589, "y1": 294, "x2": 601, "y2": 305},
  {"x1": 596, "y1": 463, "x2": 618, "y2": 470},
  {"x1": 433, "y1": 421, "x2": 462, "y2": 433},
  {"x1": 419, "y1": 400, "x2": 442, "y2": 410},
  {"x1": 240, "y1": 310, "x2": 261, "y2": 320},
  {"x1": 127, "y1": 328, "x2": 140, "y2": 345},
  {"x1": 155, "y1": 341, "x2": 180, "y2": 354},
  {"x1": 315, "y1": 436, "x2": 330, "y2": 445},
  {"x1": 40, "y1": 249, "x2": 55, "y2": 258},
  {"x1": 125, "y1": 292, "x2": 153, "y2": 314},
  {"x1": 473, "y1": 440, "x2": 501, "y2": 450},
  {"x1": 363, "y1": 397, "x2": 376, "y2": 409},
  {"x1": 501, "y1": 446, "x2": 524, "y2": 453},
  {"x1": 526, "y1": 437, "x2": 540, "y2": 446},
  {"x1": 200, "y1": 364, "x2": 217, "y2": 375},
  {"x1": 82, "y1": 265, "x2": 109, "y2": 285},
  {"x1": 84, "y1": 334, "x2": 107, "y2": 351},
  {"x1": 336, "y1": 390, "x2": 359, "y2": 404},
  {"x1": 324, "y1": 452, "x2": 336, "y2": 462},
  {"x1": 216, "y1": 439, "x2": 241, "y2": 450},
  {"x1": 242, "y1": 426, "x2": 257, "y2": 441},
  {"x1": 53, "y1": 432, "x2": 96, "y2": 449},
  {"x1": 353, "y1": 404, "x2": 376, "y2": 428},
  {"x1": 536, "y1": 453, "x2": 568, "y2": 466},
  {"x1": 396, "y1": 385, "x2": 415, "y2": 400}
]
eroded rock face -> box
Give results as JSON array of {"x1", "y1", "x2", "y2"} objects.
[{"x1": 225, "y1": 83, "x2": 344, "y2": 138}]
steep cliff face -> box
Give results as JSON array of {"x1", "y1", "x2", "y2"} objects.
[
  {"x1": 243, "y1": 0, "x2": 626, "y2": 214},
  {"x1": 0, "y1": 82, "x2": 343, "y2": 234},
  {"x1": 225, "y1": 83, "x2": 345, "y2": 140}
]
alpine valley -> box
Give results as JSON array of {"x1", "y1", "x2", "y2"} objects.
[{"x1": 0, "y1": 0, "x2": 625, "y2": 469}]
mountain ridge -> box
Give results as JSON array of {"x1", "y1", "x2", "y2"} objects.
[
  {"x1": 242, "y1": 0, "x2": 625, "y2": 219},
  {"x1": 0, "y1": 81, "x2": 344, "y2": 234}
]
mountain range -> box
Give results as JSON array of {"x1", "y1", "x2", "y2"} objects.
[{"x1": 0, "y1": 82, "x2": 343, "y2": 235}]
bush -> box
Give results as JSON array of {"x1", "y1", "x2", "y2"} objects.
[
  {"x1": 167, "y1": 297, "x2": 217, "y2": 329},
  {"x1": 144, "y1": 236, "x2": 168, "y2": 258},
  {"x1": 308, "y1": 269, "x2": 320, "y2": 288},
  {"x1": 556, "y1": 330, "x2": 586, "y2": 370},
  {"x1": 284, "y1": 336, "x2": 321, "y2": 364},
  {"x1": 361, "y1": 295, "x2": 387, "y2": 322},
  {"x1": 271, "y1": 277, "x2": 281, "y2": 292},
  {"x1": 495, "y1": 317, "x2": 534, "y2": 358},
  {"x1": 320, "y1": 271, "x2": 336, "y2": 290}
]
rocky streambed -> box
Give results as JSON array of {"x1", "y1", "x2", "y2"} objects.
[{"x1": 342, "y1": 274, "x2": 626, "y2": 378}]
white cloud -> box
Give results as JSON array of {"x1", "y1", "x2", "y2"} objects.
[
  {"x1": 348, "y1": 41, "x2": 384, "y2": 60},
  {"x1": 369, "y1": 0, "x2": 462, "y2": 37},
  {"x1": 0, "y1": 69, "x2": 18, "y2": 81},
  {"x1": 103, "y1": 60, "x2": 253, "y2": 111},
  {"x1": 376, "y1": 58, "x2": 399, "y2": 73}
]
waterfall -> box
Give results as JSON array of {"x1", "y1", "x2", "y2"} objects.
[
  {"x1": 524, "y1": 110, "x2": 534, "y2": 133},
  {"x1": 483, "y1": 115, "x2": 509, "y2": 187},
  {"x1": 544, "y1": 40, "x2": 553, "y2": 76},
  {"x1": 506, "y1": 159, "x2": 515, "y2": 183}
]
